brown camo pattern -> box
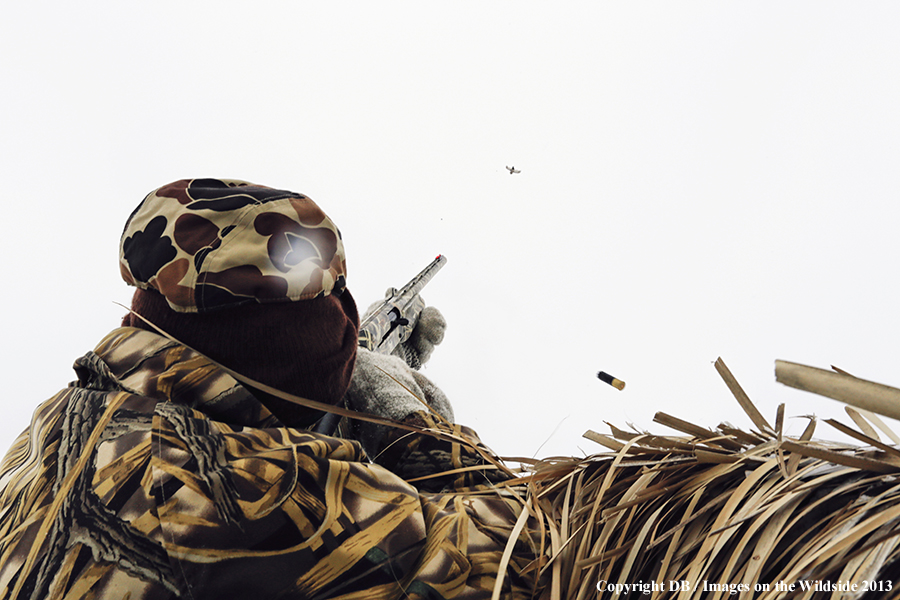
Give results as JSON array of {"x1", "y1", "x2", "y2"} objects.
[
  {"x1": 0, "y1": 328, "x2": 541, "y2": 599},
  {"x1": 119, "y1": 179, "x2": 348, "y2": 313}
]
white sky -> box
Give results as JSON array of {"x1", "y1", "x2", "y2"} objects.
[{"x1": 2, "y1": 2, "x2": 899, "y2": 460}]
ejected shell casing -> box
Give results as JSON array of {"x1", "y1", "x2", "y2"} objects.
[{"x1": 597, "y1": 371, "x2": 625, "y2": 391}]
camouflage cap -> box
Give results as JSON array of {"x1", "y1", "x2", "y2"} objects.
[{"x1": 120, "y1": 178, "x2": 348, "y2": 313}]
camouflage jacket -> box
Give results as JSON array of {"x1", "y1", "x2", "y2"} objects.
[{"x1": 0, "y1": 328, "x2": 539, "y2": 599}]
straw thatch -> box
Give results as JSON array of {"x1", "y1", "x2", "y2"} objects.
[{"x1": 506, "y1": 358, "x2": 900, "y2": 599}]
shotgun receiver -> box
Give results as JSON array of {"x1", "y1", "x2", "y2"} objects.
[
  {"x1": 313, "y1": 254, "x2": 447, "y2": 435},
  {"x1": 357, "y1": 254, "x2": 448, "y2": 354}
]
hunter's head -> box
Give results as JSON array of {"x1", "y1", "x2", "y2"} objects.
[{"x1": 119, "y1": 178, "x2": 359, "y2": 424}]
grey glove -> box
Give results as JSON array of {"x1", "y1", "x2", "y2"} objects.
[
  {"x1": 344, "y1": 347, "x2": 454, "y2": 459},
  {"x1": 363, "y1": 291, "x2": 447, "y2": 370},
  {"x1": 393, "y1": 305, "x2": 446, "y2": 370}
]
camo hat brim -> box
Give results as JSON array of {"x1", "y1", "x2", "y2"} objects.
[{"x1": 120, "y1": 178, "x2": 348, "y2": 313}]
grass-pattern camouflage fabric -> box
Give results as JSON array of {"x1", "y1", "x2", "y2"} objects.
[
  {"x1": 120, "y1": 178, "x2": 348, "y2": 313},
  {"x1": 0, "y1": 328, "x2": 541, "y2": 599}
]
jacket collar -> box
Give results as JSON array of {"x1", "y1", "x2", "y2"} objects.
[{"x1": 81, "y1": 327, "x2": 282, "y2": 429}]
